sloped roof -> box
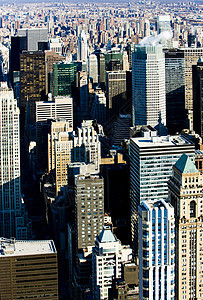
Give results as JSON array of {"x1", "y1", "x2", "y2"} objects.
[
  {"x1": 174, "y1": 153, "x2": 199, "y2": 174},
  {"x1": 98, "y1": 226, "x2": 116, "y2": 243}
]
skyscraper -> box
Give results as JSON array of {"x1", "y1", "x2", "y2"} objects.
[
  {"x1": 165, "y1": 50, "x2": 186, "y2": 134},
  {"x1": 168, "y1": 154, "x2": 203, "y2": 300},
  {"x1": 88, "y1": 54, "x2": 98, "y2": 84},
  {"x1": 139, "y1": 199, "x2": 175, "y2": 300},
  {"x1": 20, "y1": 51, "x2": 46, "y2": 125},
  {"x1": 17, "y1": 28, "x2": 48, "y2": 51},
  {"x1": 52, "y1": 61, "x2": 75, "y2": 98},
  {"x1": 132, "y1": 45, "x2": 166, "y2": 131},
  {"x1": 130, "y1": 129, "x2": 195, "y2": 253},
  {"x1": 77, "y1": 30, "x2": 88, "y2": 61},
  {"x1": 0, "y1": 83, "x2": 31, "y2": 238},
  {"x1": 193, "y1": 58, "x2": 203, "y2": 138},
  {"x1": 157, "y1": 15, "x2": 171, "y2": 34}
]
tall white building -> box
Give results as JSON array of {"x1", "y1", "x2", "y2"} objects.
[
  {"x1": 139, "y1": 199, "x2": 175, "y2": 300},
  {"x1": 36, "y1": 96, "x2": 73, "y2": 127},
  {"x1": 157, "y1": 15, "x2": 171, "y2": 34},
  {"x1": 132, "y1": 45, "x2": 166, "y2": 131},
  {"x1": 130, "y1": 128, "x2": 195, "y2": 253},
  {"x1": 92, "y1": 226, "x2": 132, "y2": 300},
  {"x1": 77, "y1": 30, "x2": 88, "y2": 61},
  {"x1": 0, "y1": 83, "x2": 31, "y2": 238},
  {"x1": 88, "y1": 54, "x2": 98, "y2": 84}
]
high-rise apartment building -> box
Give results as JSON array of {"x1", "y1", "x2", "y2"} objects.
[
  {"x1": 88, "y1": 54, "x2": 98, "y2": 84},
  {"x1": 0, "y1": 238, "x2": 58, "y2": 299},
  {"x1": 130, "y1": 129, "x2": 195, "y2": 253},
  {"x1": 77, "y1": 30, "x2": 88, "y2": 61},
  {"x1": 52, "y1": 61, "x2": 75, "y2": 97},
  {"x1": 132, "y1": 45, "x2": 166, "y2": 131},
  {"x1": 193, "y1": 59, "x2": 203, "y2": 138},
  {"x1": 138, "y1": 199, "x2": 175, "y2": 300},
  {"x1": 92, "y1": 226, "x2": 132, "y2": 300},
  {"x1": 36, "y1": 96, "x2": 73, "y2": 126},
  {"x1": 75, "y1": 174, "x2": 104, "y2": 249},
  {"x1": 168, "y1": 154, "x2": 203, "y2": 300},
  {"x1": 20, "y1": 51, "x2": 46, "y2": 125},
  {"x1": 165, "y1": 50, "x2": 186, "y2": 134},
  {"x1": 0, "y1": 83, "x2": 31, "y2": 238}
]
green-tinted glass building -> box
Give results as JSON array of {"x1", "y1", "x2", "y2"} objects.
[{"x1": 52, "y1": 62, "x2": 75, "y2": 97}]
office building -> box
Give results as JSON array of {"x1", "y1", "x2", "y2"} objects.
[
  {"x1": 88, "y1": 53, "x2": 98, "y2": 84},
  {"x1": 193, "y1": 59, "x2": 203, "y2": 138},
  {"x1": 0, "y1": 238, "x2": 58, "y2": 299},
  {"x1": 36, "y1": 96, "x2": 73, "y2": 126},
  {"x1": 92, "y1": 226, "x2": 132, "y2": 300},
  {"x1": 168, "y1": 154, "x2": 203, "y2": 300},
  {"x1": 48, "y1": 119, "x2": 73, "y2": 173},
  {"x1": 17, "y1": 28, "x2": 48, "y2": 51},
  {"x1": 0, "y1": 84, "x2": 32, "y2": 239},
  {"x1": 165, "y1": 50, "x2": 186, "y2": 134},
  {"x1": 123, "y1": 51, "x2": 129, "y2": 71},
  {"x1": 106, "y1": 70, "x2": 127, "y2": 118},
  {"x1": 130, "y1": 129, "x2": 195, "y2": 252},
  {"x1": 139, "y1": 199, "x2": 175, "y2": 300},
  {"x1": 75, "y1": 174, "x2": 104, "y2": 249},
  {"x1": 77, "y1": 30, "x2": 88, "y2": 61},
  {"x1": 20, "y1": 51, "x2": 46, "y2": 125},
  {"x1": 52, "y1": 61, "x2": 75, "y2": 97},
  {"x1": 132, "y1": 45, "x2": 166, "y2": 131}
]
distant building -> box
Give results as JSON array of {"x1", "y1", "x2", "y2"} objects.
[
  {"x1": 139, "y1": 199, "x2": 175, "y2": 300},
  {"x1": 77, "y1": 30, "x2": 88, "y2": 61},
  {"x1": 0, "y1": 238, "x2": 58, "y2": 299}
]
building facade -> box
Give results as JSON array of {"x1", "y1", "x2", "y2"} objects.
[
  {"x1": 193, "y1": 59, "x2": 203, "y2": 138},
  {"x1": 52, "y1": 61, "x2": 75, "y2": 97}
]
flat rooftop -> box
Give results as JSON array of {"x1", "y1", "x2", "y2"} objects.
[
  {"x1": 0, "y1": 238, "x2": 56, "y2": 256},
  {"x1": 131, "y1": 135, "x2": 194, "y2": 148}
]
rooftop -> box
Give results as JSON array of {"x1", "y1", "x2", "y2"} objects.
[
  {"x1": 98, "y1": 226, "x2": 117, "y2": 243},
  {"x1": 0, "y1": 238, "x2": 56, "y2": 257},
  {"x1": 174, "y1": 153, "x2": 199, "y2": 174},
  {"x1": 131, "y1": 135, "x2": 193, "y2": 148}
]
